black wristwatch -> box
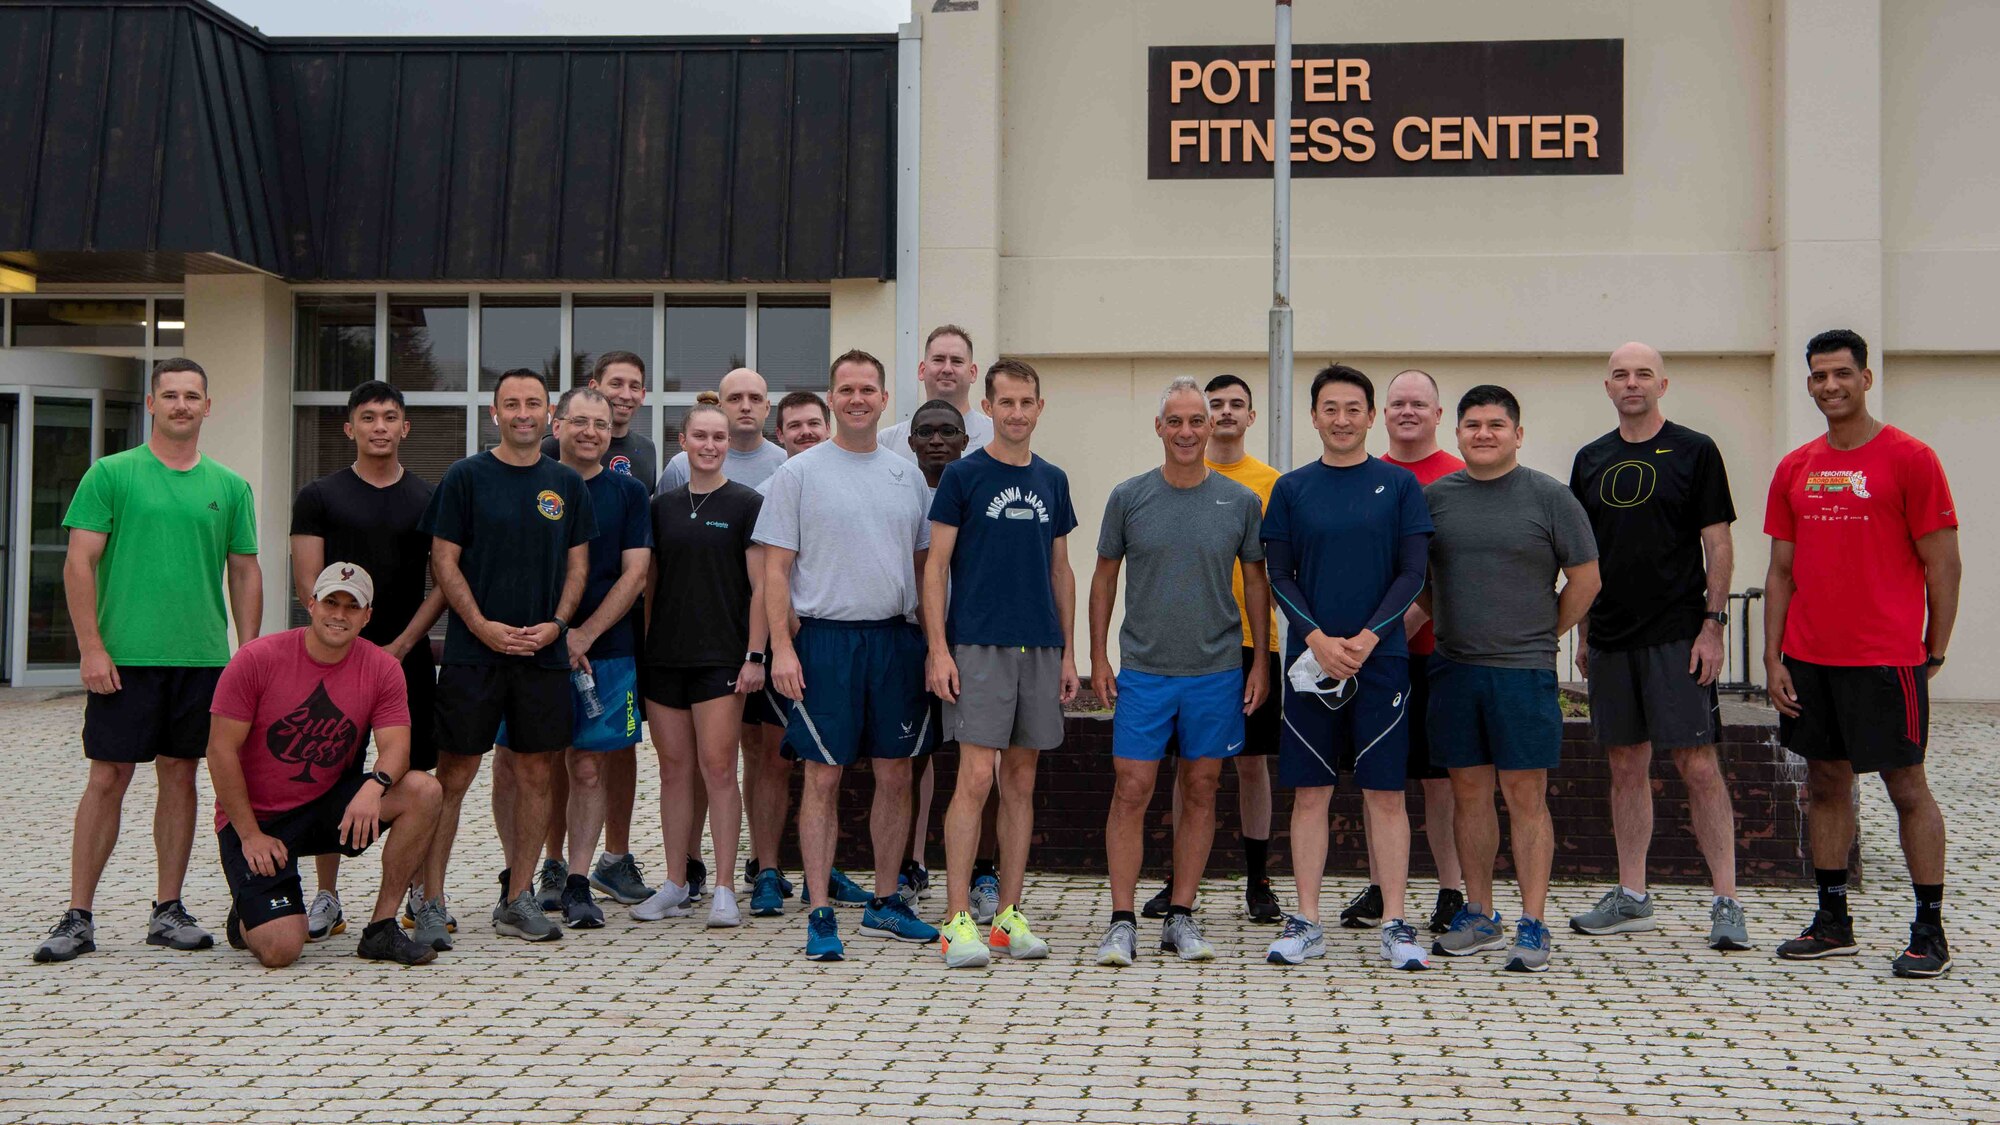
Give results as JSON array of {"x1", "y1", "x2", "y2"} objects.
[
  {"x1": 745, "y1": 651, "x2": 768, "y2": 666},
  {"x1": 366, "y1": 770, "x2": 393, "y2": 791},
  {"x1": 551, "y1": 617, "x2": 570, "y2": 638},
  {"x1": 1925, "y1": 653, "x2": 1947, "y2": 669},
  {"x1": 1704, "y1": 611, "x2": 1729, "y2": 626}
]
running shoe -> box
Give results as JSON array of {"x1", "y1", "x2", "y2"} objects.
[
  {"x1": 1382, "y1": 920, "x2": 1430, "y2": 971},
  {"x1": 412, "y1": 896, "x2": 454, "y2": 952},
  {"x1": 1709, "y1": 897, "x2": 1752, "y2": 951},
  {"x1": 743, "y1": 855, "x2": 759, "y2": 890},
  {"x1": 1775, "y1": 909, "x2": 1858, "y2": 960},
  {"x1": 1432, "y1": 905, "x2": 1506, "y2": 957},
  {"x1": 535, "y1": 858, "x2": 568, "y2": 912},
  {"x1": 1504, "y1": 917, "x2": 1553, "y2": 972},
  {"x1": 306, "y1": 891, "x2": 346, "y2": 942},
  {"x1": 401, "y1": 885, "x2": 457, "y2": 933},
  {"x1": 970, "y1": 874, "x2": 1002, "y2": 925},
  {"x1": 860, "y1": 896, "x2": 940, "y2": 943},
  {"x1": 494, "y1": 890, "x2": 563, "y2": 942},
  {"x1": 1266, "y1": 914, "x2": 1325, "y2": 965},
  {"x1": 750, "y1": 869, "x2": 785, "y2": 917},
  {"x1": 1427, "y1": 888, "x2": 1466, "y2": 935},
  {"x1": 1338, "y1": 884, "x2": 1384, "y2": 929},
  {"x1": 1890, "y1": 922, "x2": 1953, "y2": 978},
  {"x1": 1096, "y1": 919, "x2": 1139, "y2": 967},
  {"x1": 804, "y1": 906, "x2": 844, "y2": 961},
  {"x1": 356, "y1": 920, "x2": 437, "y2": 966},
  {"x1": 802, "y1": 868, "x2": 873, "y2": 908},
  {"x1": 1570, "y1": 887, "x2": 1656, "y2": 935},
  {"x1": 590, "y1": 853, "x2": 655, "y2": 905},
  {"x1": 938, "y1": 910, "x2": 990, "y2": 969},
  {"x1": 561, "y1": 876, "x2": 605, "y2": 929},
  {"x1": 707, "y1": 887, "x2": 743, "y2": 928},
  {"x1": 32, "y1": 909, "x2": 95, "y2": 963},
  {"x1": 1245, "y1": 877, "x2": 1282, "y2": 924},
  {"x1": 1140, "y1": 881, "x2": 1173, "y2": 919},
  {"x1": 146, "y1": 900, "x2": 215, "y2": 951},
  {"x1": 686, "y1": 856, "x2": 708, "y2": 901},
  {"x1": 1159, "y1": 912, "x2": 1215, "y2": 962},
  {"x1": 630, "y1": 881, "x2": 692, "y2": 922},
  {"x1": 897, "y1": 860, "x2": 932, "y2": 906},
  {"x1": 989, "y1": 905, "x2": 1051, "y2": 959},
  {"x1": 225, "y1": 906, "x2": 245, "y2": 950}
]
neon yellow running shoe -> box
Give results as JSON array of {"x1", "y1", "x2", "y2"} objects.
[
  {"x1": 989, "y1": 905, "x2": 1050, "y2": 960},
  {"x1": 939, "y1": 910, "x2": 990, "y2": 969}
]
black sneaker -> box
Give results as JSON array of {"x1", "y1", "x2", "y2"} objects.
[
  {"x1": 1428, "y1": 888, "x2": 1467, "y2": 935},
  {"x1": 1141, "y1": 881, "x2": 1174, "y2": 919},
  {"x1": 686, "y1": 856, "x2": 708, "y2": 900},
  {"x1": 562, "y1": 875, "x2": 605, "y2": 930},
  {"x1": 1890, "y1": 922, "x2": 1952, "y2": 978},
  {"x1": 1245, "y1": 877, "x2": 1282, "y2": 923},
  {"x1": 744, "y1": 856, "x2": 760, "y2": 888},
  {"x1": 1339, "y1": 884, "x2": 1384, "y2": 929},
  {"x1": 356, "y1": 921, "x2": 437, "y2": 965},
  {"x1": 1775, "y1": 909, "x2": 1859, "y2": 960},
  {"x1": 225, "y1": 906, "x2": 246, "y2": 950}
]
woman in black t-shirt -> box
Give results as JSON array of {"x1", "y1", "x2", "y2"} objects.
[{"x1": 637, "y1": 402, "x2": 767, "y2": 927}]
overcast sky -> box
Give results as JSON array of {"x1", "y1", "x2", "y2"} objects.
[{"x1": 221, "y1": 0, "x2": 912, "y2": 38}]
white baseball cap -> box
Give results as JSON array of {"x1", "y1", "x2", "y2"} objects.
[{"x1": 313, "y1": 562, "x2": 375, "y2": 608}]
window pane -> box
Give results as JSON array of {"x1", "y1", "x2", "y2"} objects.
[
  {"x1": 663, "y1": 300, "x2": 745, "y2": 394},
  {"x1": 388, "y1": 297, "x2": 469, "y2": 393},
  {"x1": 27, "y1": 551, "x2": 77, "y2": 666},
  {"x1": 756, "y1": 297, "x2": 831, "y2": 394},
  {"x1": 154, "y1": 299, "x2": 185, "y2": 348},
  {"x1": 28, "y1": 397, "x2": 93, "y2": 666},
  {"x1": 479, "y1": 296, "x2": 559, "y2": 393},
  {"x1": 103, "y1": 401, "x2": 141, "y2": 456},
  {"x1": 295, "y1": 296, "x2": 377, "y2": 392},
  {"x1": 573, "y1": 296, "x2": 653, "y2": 389},
  {"x1": 12, "y1": 299, "x2": 146, "y2": 348},
  {"x1": 293, "y1": 404, "x2": 470, "y2": 497}
]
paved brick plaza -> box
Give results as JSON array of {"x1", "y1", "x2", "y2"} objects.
[{"x1": 2, "y1": 693, "x2": 1994, "y2": 1124}]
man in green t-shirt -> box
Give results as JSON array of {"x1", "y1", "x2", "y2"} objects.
[{"x1": 33, "y1": 358, "x2": 263, "y2": 964}]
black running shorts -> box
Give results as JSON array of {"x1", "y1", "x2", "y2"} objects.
[{"x1": 1779, "y1": 656, "x2": 1928, "y2": 774}]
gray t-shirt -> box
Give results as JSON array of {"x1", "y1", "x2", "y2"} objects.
[
  {"x1": 1097, "y1": 468, "x2": 1265, "y2": 677},
  {"x1": 659, "y1": 440, "x2": 787, "y2": 493},
  {"x1": 881, "y1": 410, "x2": 993, "y2": 465},
  {"x1": 1425, "y1": 465, "x2": 1598, "y2": 670},
  {"x1": 540, "y1": 430, "x2": 658, "y2": 497},
  {"x1": 752, "y1": 441, "x2": 931, "y2": 622}
]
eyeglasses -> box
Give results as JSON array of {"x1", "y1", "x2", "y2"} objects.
[{"x1": 913, "y1": 425, "x2": 965, "y2": 440}]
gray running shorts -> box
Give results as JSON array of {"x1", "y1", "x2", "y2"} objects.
[
  {"x1": 944, "y1": 644, "x2": 1067, "y2": 751},
  {"x1": 1586, "y1": 637, "x2": 1721, "y2": 752}
]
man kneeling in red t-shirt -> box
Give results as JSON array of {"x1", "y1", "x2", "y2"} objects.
[{"x1": 207, "y1": 563, "x2": 442, "y2": 967}]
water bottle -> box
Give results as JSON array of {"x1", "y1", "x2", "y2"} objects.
[{"x1": 573, "y1": 668, "x2": 605, "y2": 719}]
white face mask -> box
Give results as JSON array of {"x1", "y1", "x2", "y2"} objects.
[{"x1": 1287, "y1": 648, "x2": 1356, "y2": 711}]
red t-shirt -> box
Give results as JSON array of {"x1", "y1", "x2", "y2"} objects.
[
  {"x1": 209, "y1": 629, "x2": 411, "y2": 830},
  {"x1": 1764, "y1": 425, "x2": 1957, "y2": 667},
  {"x1": 1385, "y1": 447, "x2": 1466, "y2": 656}
]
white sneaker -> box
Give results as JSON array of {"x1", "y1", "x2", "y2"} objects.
[
  {"x1": 707, "y1": 887, "x2": 743, "y2": 928},
  {"x1": 630, "y1": 881, "x2": 691, "y2": 921},
  {"x1": 306, "y1": 890, "x2": 345, "y2": 942},
  {"x1": 1382, "y1": 919, "x2": 1431, "y2": 971}
]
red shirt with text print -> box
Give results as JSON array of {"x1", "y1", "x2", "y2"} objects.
[{"x1": 1764, "y1": 425, "x2": 1956, "y2": 667}]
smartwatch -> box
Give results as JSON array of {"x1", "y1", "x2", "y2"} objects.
[
  {"x1": 1925, "y1": 653, "x2": 1947, "y2": 669},
  {"x1": 745, "y1": 651, "x2": 768, "y2": 666},
  {"x1": 1704, "y1": 611, "x2": 1729, "y2": 626},
  {"x1": 366, "y1": 770, "x2": 393, "y2": 791},
  {"x1": 551, "y1": 617, "x2": 570, "y2": 638}
]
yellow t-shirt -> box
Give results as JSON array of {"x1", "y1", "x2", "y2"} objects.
[{"x1": 1207, "y1": 453, "x2": 1281, "y2": 652}]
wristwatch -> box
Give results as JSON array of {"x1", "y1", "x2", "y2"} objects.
[
  {"x1": 1704, "y1": 611, "x2": 1729, "y2": 626},
  {"x1": 745, "y1": 651, "x2": 768, "y2": 665},
  {"x1": 1925, "y1": 653, "x2": 1947, "y2": 669},
  {"x1": 366, "y1": 770, "x2": 393, "y2": 791},
  {"x1": 551, "y1": 617, "x2": 570, "y2": 638}
]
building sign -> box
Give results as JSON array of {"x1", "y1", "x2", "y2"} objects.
[{"x1": 1148, "y1": 39, "x2": 1622, "y2": 179}]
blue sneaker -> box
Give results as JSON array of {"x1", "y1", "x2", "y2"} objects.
[
  {"x1": 1432, "y1": 904, "x2": 1507, "y2": 957},
  {"x1": 859, "y1": 895, "x2": 941, "y2": 943},
  {"x1": 751, "y1": 868, "x2": 785, "y2": 918},
  {"x1": 804, "y1": 907, "x2": 844, "y2": 961},
  {"x1": 803, "y1": 867, "x2": 873, "y2": 908},
  {"x1": 1505, "y1": 917, "x2": 1553, "y2": 972}
]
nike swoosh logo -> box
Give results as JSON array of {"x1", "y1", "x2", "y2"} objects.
[
  {"x1": 1226, "y1": 741, "x2": 1243, "y2": 753},
  {"x1": 1214, "y1": 500, "x2": 1230, "y2": 505},
  {"x1": 1654, "y1": 448, "x2": 1673, "y2": 454}
]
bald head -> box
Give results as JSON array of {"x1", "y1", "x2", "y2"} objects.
[
  {"x1": 1609, "y1": 341, "x2": 1665, "y2": 375},
  {"x1": 1605, "y1": 342, "x2": 1668, "y2": 420},
  {"x1": 718, "y1": 367, "x2": 771, "y2": 441}
]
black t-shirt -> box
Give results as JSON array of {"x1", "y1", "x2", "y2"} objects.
[
  {"x1": 290, "y1": 467, "x2": 435, "y2": 647},
  {"x1": 541, "y1": 430, "x2": 659, "y2": 497},
  {"x1": 1569, "y1": 420, "x2": 1737, "y2": 651},
  {"x1": 646, "y1": 481, "x2": 763, "y2": 669},
  {"x1": 576, "y1": 468, "x2": 653, "y2": 660},
  {"x1": 422, "y1": 452, "x2": 597, "y2": 668}
]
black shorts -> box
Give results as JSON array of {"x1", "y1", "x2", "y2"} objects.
[
  {"x1": 82, "y1": 666, "x2": 225, "y2": 763},
  {"x1": 401, "y1": 645, "x2": 439, "y2": 772},
  {"x1": 1586, "y1": 638, "x2": 1720, "y2": 752},
  {"x1": 218, "y1": 773, "x2": 377, "y2": 929},
  {"x1": 1780, "y1": 656, "x2": 1928, "y2": 774},
  {"x1": 743, "y1": 681, "x2": 786, "y2": 727},
  {"x1": 646, "y1": 665, "x2": 741, "y2": 710},
  {"x1": 435, "y1": 662, "x2": 573, "y2": 756},
  {"x1": 1166, "y1": 647, "x2": 1277, "y2": 759},
  {"x1": 1405, "y1": 651, "x2": 1448, "y2": 782}
]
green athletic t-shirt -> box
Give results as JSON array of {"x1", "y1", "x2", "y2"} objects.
[{"x1": 62, "y1": 446, "x2": 258, "y2": 666}]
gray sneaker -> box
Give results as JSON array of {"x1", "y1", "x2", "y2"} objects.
[
  {"x1": 1432, "y1": 905, "x2": 1507, "y2": 957},
  {"x1": 1160, "y1": 913, "x2": 1215, "y2": 962},
  {"x1": 589, "y1": 853, "x2": 655, "y2": 905},
  {"x1": 969, "y1": 875, "x2": 1001, "y2": 926},
  {"x1": 1096, "y1": 919, "x2": 1139, "y2": 967},
  {"x1": 33, "y1": 909, "x2": 96, "y2": 962},
  {"x1": 146, "y1": 900, "x2": 215, "y2": 951},
  {"x1": 535, "y1": 858, "x2": 568, "y2": 912},
  {"x1": 494, "y1": 890, "x2": 563, "y2": 942},
  {"x1": 1708, "y1": 897, "x2": 1752, "y2": 951},
  {"x1": 1266, "y1": 914, "x2": 1325, "y2": 965},
  {"x1": 1569, "y1": 887, "x2": 1656, "y2": 935},
  {"x1": 1504, "y1": 917, "x2": 1554, "y2": 972},
  {"x1": 412, "y1": 896, "x2": 454, "y2": 952},
  {"x1": 306, "y1": 890, "x2": 345, "y2": 942}
]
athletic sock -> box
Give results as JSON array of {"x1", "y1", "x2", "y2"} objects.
[
  {"x1": 1164, "y1": 903, "x2": 1193, "y2": 918},
  {"x1": 1915, "y1": 883, "x2": 1944, "y2": 928},
  {"x1": 1242, "y1": 834, "x2": 1269, "y2": 883},
  {"x1": 599, "y1": 851, "x2": 624, "y2": 866},
  {"x1": 72, "y1": 908, "x2": 92, "y2": 922},
  {"x1": 972, "y1": 858, "x2": 998, "y2": 879},
  {"x1": 1112, "y1": 910, "x2": 1136, "y2": 926},
  {"x1": 1620, "y1": 885, "x2": 1649, "y2": 902},
  {"x1": 362, "y1": 917, "x2": 396, "y2": 938},
  {"x1": 869, "y1": 895, "x2": 896, "y2": 910},
  {"x1": 152, "y1": 898, "x2": 181, "y2": 912},
  {"x1": 1815, "y1": 868, "x2": 1850, "y2": 919},
  {"x1": 566, "y1": 873, "x2": 589, "y2": 892}
]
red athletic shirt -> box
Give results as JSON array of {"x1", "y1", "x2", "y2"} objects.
[
  {"x1": 1764, "y1": 425, "x2": 1957, "y2": 667},
  {"x1": 209, "y1": 629, "x2": 410, "y2": 830},
  {"x1": 1384, "y1": 447, "x2": 1465, "y2": 656}
]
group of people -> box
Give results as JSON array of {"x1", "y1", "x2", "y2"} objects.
[{"x1": 31, "y1": 324, "x2": 1958, "y2": 980}]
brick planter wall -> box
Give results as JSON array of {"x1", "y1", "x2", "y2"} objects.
[{"x1": 787, "y1": 711, "x2": 1849, "y2": 887}]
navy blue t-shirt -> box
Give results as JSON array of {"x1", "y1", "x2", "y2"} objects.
[
  {"x1": 577, "y1": 468, "x2": 653, "y2": 659},
  {"x1": 1260, "y1": 456, "x2": 1434, "y2": 659},
  {"x1": 928, "y1": 448, "x2": 1078, "y2": 648}
]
